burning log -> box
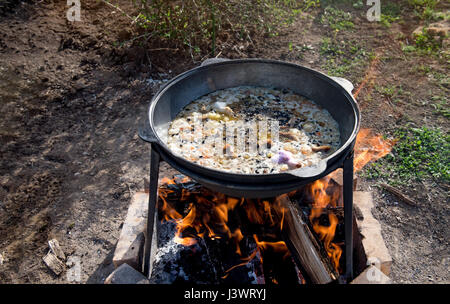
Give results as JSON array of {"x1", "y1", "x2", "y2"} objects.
[
  {"x1": 153, "y1": 175, "x2": 306, "y2": 284},
  {"x1": 276, "y1": 195, "x2": 339, "y2": 284}
]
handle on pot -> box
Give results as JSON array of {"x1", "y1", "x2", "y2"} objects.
[
  {"x1": 138, "y1": 117, "x2": 158, "y2": 143},
  {"x1": 330, "y1": 76, "x2": 354, "y2": 95},
  {"x1": 201, "y1": 58, "x2": 231, "y2": 66}
]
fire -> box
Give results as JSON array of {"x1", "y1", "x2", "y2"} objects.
[
  {"x1": 159, "y1": 189, "x2": 182, "y2": 222},
  {"x1": 158, "y1": 176, "x2": 289, "y2": 280},
  {"x1": 354, "y1": 128, "x2": 396, "y2": 172},
  {"x1": 308, "y1": 178, "x2": 342, "y2": 272},
  {"x1": 307, "y1": 128, "x2": 395, "y2": 272},
  {"x1": 157, "y1": 128, "x2": 395, "y2": 280},
  {"x1": 253, "y1": 234, "x2": 290, "y2": 260}
]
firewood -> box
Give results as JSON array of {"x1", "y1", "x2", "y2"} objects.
[
  {"x1": 328, "y1": 168, "x2": 358, "y2": 191},
  {"x1": 379, "y1": 183, "x2": 417, "y2": 207},
  {"x1": 276, "y1": 196, "x2": 339, "y2": 284},
  {"x1": 48, "y1": 239, "x2": 66, "y2": 261},
  {"x1": 43, "y1": 251, "x2": 65, "y2": 276}
]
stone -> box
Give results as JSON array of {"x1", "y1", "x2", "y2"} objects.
[
  {"x1": 427, "y1": 20, "x2": 450, "y2": 37},
  {"x1": 353, "y1": 191, "x2": 392, "y2": 276},
  {"x1": 350, "y1": 265, "x2": 392, "y2": 284},
  {"x1": 104, "y1": 263, "x2": 149, "y2": 284},
  {"x1": 113, "y1": 192, "x2": 148, "y2": 271},
  {"x1": 413, "y1": 21, "x2": 449, "y2": 38}
]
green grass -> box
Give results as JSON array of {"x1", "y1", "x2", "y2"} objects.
[
  {"x1": 402, "y1": 28, "x2": 446, "y2": 57},
  {"x1": 410, "y1": 64, "x2": 432, "y2": 75},
  {"x1": 320, "y1": 6, "x2": 354, "y2": 31},
  {"x1": 288, "y1": 42, "x2": 314, "y2": 59},
  {"x1": 431, "y1": 95, "x2": 450, "y2": 118},
  {"x1": 407, "y1": 0, "x2": 442, "y2": 21},
  {"x1": 376, "y1": 84, "x2": 404, "y2": 99},
  {"x1": 363, "y1": 127, "x2": 450, "y2": 184},
  {"x1": 431, "y1": 70, "x2": 450, "y2": 89},
  {"x1": 380, "y1": 1, "x2": 403, "y2": 27},
  {"x1": 319, "y1": 37, "x2": 371, "y2": 77},
  {"x1": 375, "y1": 84, "x2": 410, "y2": 104}
]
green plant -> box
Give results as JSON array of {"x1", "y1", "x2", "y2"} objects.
[
  {"x1": 407, "y1": 0, "x2": 441, "y2": 20},
  {"x1": 431, "y1": 70, "x2": 449, "y2": 89},
  {"x1": 319, "y1": 37, "x2": 370, "y2": 77},
  {"x1": 411, "y1": 64, "x2": 432, "y2": 75},
  {"x1": 431, "y1": 96, "x2": 450, "y2": 118},
  {"x1": 414, "y1": 28, "x2": 444, "y2": 54},
  {"x1": 353, "y1": 0, "x2": 364, "y2": 9},
  {"x1": 364, "y1": 127, "x2": 450, "y2": 183},
  {"x1": 320, "y1": 6, "x2": 354, "y2": 31},
  {"x1": 380, "y1": 1, "x2": 402, "y2": 27},
  {"x1": 402, "y1": 28, "x2": 444, "y2": 56},
  {"x1": 319, "y1": 37, "x2": 343, "y2": 56},
  {"x1": 289, "y1": 43, "x2": 314, "y2": 59},
  {"x1": 130, "y1": 0, "x2": 320, "y2": 58},
  {"x1": 375, "y1": 84, "x2": 405, "y2": 101},
  {"x1": 402, "y1": 44, "x2": 417, "y2": 53}
]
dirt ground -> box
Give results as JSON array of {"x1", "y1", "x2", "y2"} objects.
[{"x1": 0, "y1": 0, "x2": 448, "y2": 283}]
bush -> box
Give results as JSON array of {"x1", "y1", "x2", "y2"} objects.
[
  {"x1": 407, "y1": 0, "x2": 440, "y2": 20},
  {"x1": 131, "y1": 0, "x2": 320, "y2": 57}
]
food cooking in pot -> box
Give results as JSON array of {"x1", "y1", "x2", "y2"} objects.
[{"x1": 167, "y1": 86, "x2": 340, "y2": 174}]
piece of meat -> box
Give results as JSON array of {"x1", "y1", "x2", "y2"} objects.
[
  {"x1": 311, "y1": 145, "x2": 332, "y2": 152},
  {"x1": 280, "y1": 131, "x2": 300, "y2": 142}
]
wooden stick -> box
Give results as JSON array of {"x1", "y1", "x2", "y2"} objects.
[
  {"x1": 379, "y1": 183, "x2": 417, "y2": 207},
  {"x1": 277, "y1": 196, "x2": 338, "y2": 284},
  {"x1": 43, "y1": 251, "x2": 65, "y2": 276}
]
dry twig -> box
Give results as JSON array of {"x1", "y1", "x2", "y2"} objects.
[{"x1": 379, "y1": 183, "x2": 418, "y2": 207}]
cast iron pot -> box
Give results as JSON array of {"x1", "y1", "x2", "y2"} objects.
[{"x1": 139, "y1": 59, "x2": 360, "y2": 198}]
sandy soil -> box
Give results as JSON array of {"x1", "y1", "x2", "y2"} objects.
[{"x1": 0, "y1": 0, "x2": 448, "y2": 283}]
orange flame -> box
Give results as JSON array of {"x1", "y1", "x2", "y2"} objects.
[
  {"x1": 159, "y1": 176, "x2": 290, "y2": 278},
  {"x1": 253, "y1": 234, "x2": 290, "y2": 260},
  {"x1": 307, "y1": 128, "x2": 395, "y2": 272},
  {"x1": 159, "y1": 189, "x2": 182, "y2": 222},
  {"x1": 354, "y1": 128, "x2": 396, "y2": 172},
  {"x1": 308, "y1": 178, "x2": 342, "y2": 272},
  {"x1": 310, "y1": 210, "x2": 342, "y2": 271},
  {"x1": 158, "y1": 128, "x2": 394, "y2": 278}
]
